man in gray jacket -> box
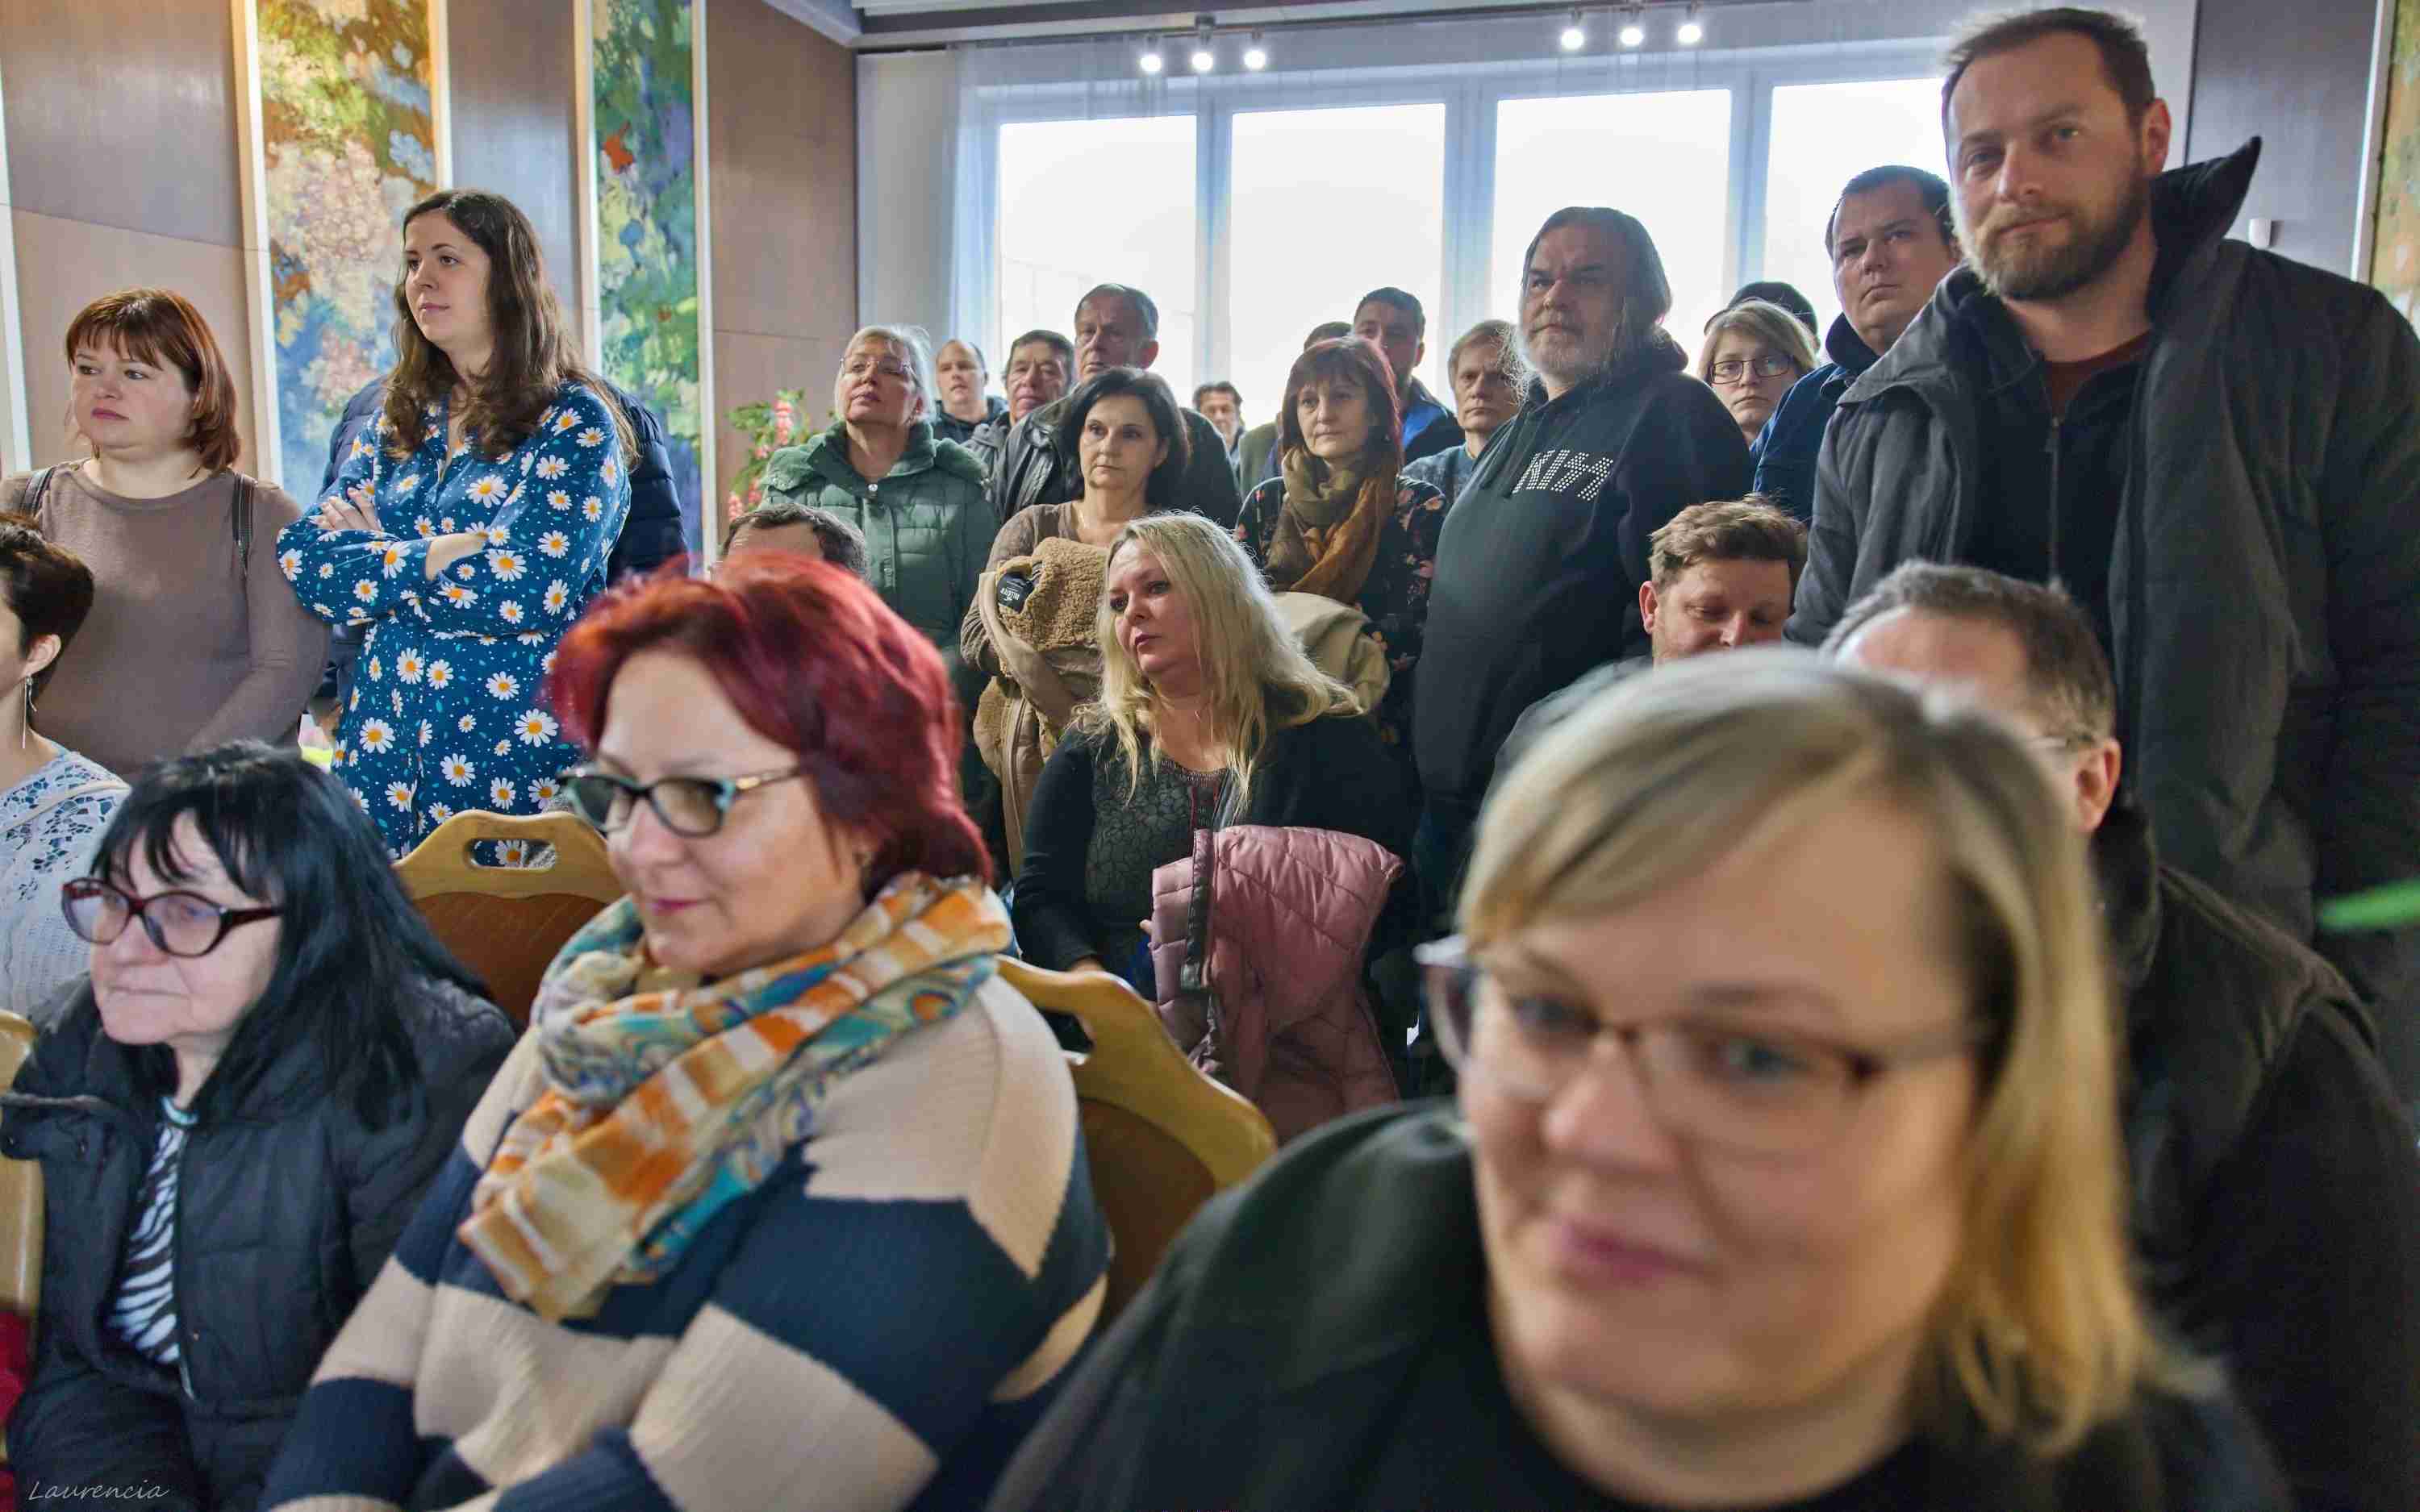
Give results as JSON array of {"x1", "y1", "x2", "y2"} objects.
[{"x1": 1787, "y1": 6, "x2": 2420, "y2": 1105}]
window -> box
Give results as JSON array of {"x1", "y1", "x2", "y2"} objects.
[
  {"x1": 1228, "y1": 103, "x2": 1447, "y2": 423},
  {"x1": 998, "y1": 115, "x2": 1200, "y2": 389},
  {"x1": 1492, "y1": 90, "x2": 1735, "y2": 354},
  {"x1": 1761, "y1": 77, "x2": 1947, "y2": 337}
]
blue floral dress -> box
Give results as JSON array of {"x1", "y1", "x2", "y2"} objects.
[{"x1": 277, "y1": 383, "x2": 632, "y2": 857}]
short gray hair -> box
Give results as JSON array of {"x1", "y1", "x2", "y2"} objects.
[
  {"x1": 1822, "y1": 561, "x2": 2117, "y2": 744},
  {"x1": 1075, "y1": 283, "x2": 1160, "y2": 342},
  {"x1": 845, "y1": 324, "x2": 938, "y2": 417},
  {"x1": 724, "y1": 499, "x2": 870, "y2": 581}
]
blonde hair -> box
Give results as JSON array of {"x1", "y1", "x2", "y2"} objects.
[
  {"x1": 1466, "y1": 649, "x2": 2205, "y2": 1455},
  {"x1": 1697, "y1": 299, "x2": 1821, "y2": 387},
  {"x1": 1083, "y1": 513, "x2": 1358, "y2": 810}
]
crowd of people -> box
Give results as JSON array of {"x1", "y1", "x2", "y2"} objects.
[{"x1": 0, "y1": 4, "x2": 2413, "y2": 1509}]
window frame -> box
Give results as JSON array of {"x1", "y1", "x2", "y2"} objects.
[{"x1": 964, "y1": 40, "x2": 1947, "y2": 392}]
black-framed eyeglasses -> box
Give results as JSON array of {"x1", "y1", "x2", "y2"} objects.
[
  {"x1": 563, "y1": 765, "x2": 804, "y2": 839},
  {"x1": 60, "y1": 877, "x2": 283, "y2": 959},
  {"x1": 1414, "y1": 936, "x2": 1988, "y2": 1157},
  {"x1": 1709, "y1": 354, "x2": 1800, "y2": 385}
]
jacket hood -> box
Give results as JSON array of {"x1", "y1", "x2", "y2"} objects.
[
  {"x1": 2093, "y1": 800, "x2": 2165, "y2": 1023},
  {"x1": 765, "y1": 419, "x2": 987, "y2": 495},
  {"x1": 1824, "y1": 312, "x2": 1883, "y2": 376},
  {"x1": 1844, "y1": 137, "x2": 2264, "y2": 406}
]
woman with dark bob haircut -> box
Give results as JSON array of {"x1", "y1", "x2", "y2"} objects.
[
  {"x1": 1232, "y1": 336, "x2": 1446, "y2": 760},
  {"x1": 3, "y1": 289, "x2": 328, "y2": 778},
  {"x1": 1, "y1": 743, "x2": 512, "y2": 1508},
  {"x1": 963, "y1": 367, "x2": 1190, "y2": 868},
  {"x1": 265, "y1": 557, "x2": 1110, "y2": 1512}
]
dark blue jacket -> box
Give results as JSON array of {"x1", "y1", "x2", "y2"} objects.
[
  {"x1": 1747, "y1": 314, "x2": 1880, "y2": 521},
  {"x1": 320, "y1": 375, "x2": 685, "y2": 583}
]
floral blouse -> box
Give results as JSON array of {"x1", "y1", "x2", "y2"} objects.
[
  {"x1": 1234, "y1": 473, "x2": 1447, "y2": 758},
  {"x1": 277, "y1": 384, "x2": 632, "y2": 856},
  {"x1": 2, "y1": 745, "x2": 125, "y2": 1020}
]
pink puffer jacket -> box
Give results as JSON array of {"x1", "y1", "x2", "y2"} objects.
[{"x1": 1149, "y1": 824, "x2": 1403, "y2": 1143}]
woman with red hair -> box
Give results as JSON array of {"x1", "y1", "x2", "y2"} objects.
[
  {"x1": 263, "y1": 557, "x2": 1110, "y2": 1512},
  {"x1": 1232, "y1": 336, "x2": 1446, "y2": 764}
]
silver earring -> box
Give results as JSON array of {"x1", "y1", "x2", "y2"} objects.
[{"x1": 19, "y1": 678, "x2": 29, "y2": 751}]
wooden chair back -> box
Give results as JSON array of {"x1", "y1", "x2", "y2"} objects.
[
  {"x1": 0, "y1": 1013, "x2": 42, "y2": 1319},
  {"x1": 396, "y1": 810, "x2": 623, "y2": 1029},
  {"x1": 997, "y1": 959, "x2": 1276, "y2": 1323}
]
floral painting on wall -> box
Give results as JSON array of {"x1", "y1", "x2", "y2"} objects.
[
  {"x1": 592, "y1": 0, "x2": 705, "y2": 552},
  {"x1": 2370, "y1": 0, "x2": 2420, "y2": 323},
  {"x1": 255, "y1": 0, "x2": 441, "y2": 494}
]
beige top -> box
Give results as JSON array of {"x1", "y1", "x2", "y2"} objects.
[{"x1": 4, "y1": 464, "x2": 329, "y2": 778}]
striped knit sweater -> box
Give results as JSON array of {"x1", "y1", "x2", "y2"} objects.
[{"x1": 261, "y1": 974, "x2": 1111, "y2": 1511}]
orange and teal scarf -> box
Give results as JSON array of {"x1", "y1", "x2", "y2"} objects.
[{"x1": 458, "y1": 871, "x2": 1010, "y2": 1321}]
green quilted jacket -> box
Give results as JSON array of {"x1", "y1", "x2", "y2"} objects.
[{"x1": 762, "y1": 421, "x2": 994, "y2": 658}]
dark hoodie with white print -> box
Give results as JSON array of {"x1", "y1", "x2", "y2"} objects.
[{"x1": 1412, "y1": 330, "x2": 1750, "y2": 816}]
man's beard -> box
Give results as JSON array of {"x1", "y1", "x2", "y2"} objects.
[
  {"x1": 1520, "y1": 310, "x2": 1629, "y2": 389},
  {"x1": 1971, "y1": 173, "x2": 2149, "y2": 303}
]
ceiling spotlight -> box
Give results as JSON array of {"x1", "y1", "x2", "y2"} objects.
[
  {"x1": 1558, "y1": 10, "x2": 1586, "y2": 50},
  {"x1": 1617, "y1": 7, "x2": 1646, "y2": 47},
  {"x1": 1242, "y1": 31, "x2": 1267, "y2": 69},
  {"x1": 1191, "y1": 43, "x2": 1216, "y2": 70},
  {"x1": 1677, "y1": 2, "x2": 1703, "y2": 44},
  {"x1": 1139, "y1": 39, "x2": 1164, "y2": 73}
]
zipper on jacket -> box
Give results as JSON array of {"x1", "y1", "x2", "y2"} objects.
[{"x1": 2044, "y1": 413, "x2": 2063, "y2": 585}]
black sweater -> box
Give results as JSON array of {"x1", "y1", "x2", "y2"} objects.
[
  {"x1": 1012, "y1": 712, "x2": 1414, "y2": 972},
  {"x1": 1412, "y1": 333, "x2": 1749, "y2": 812}
]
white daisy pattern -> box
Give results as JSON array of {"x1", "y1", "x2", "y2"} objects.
[{"x1": 273, "y1": 381, "x2": 628, "y2": 854}]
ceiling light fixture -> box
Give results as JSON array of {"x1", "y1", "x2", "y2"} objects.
[
  {"x1": 1139, "y1": 36, "x2": 1164, "y2": 73},
  {"x1": 1242, "y1": 30, "x2": 1268, "y2": 69},
  {"x1": 1558, "y1": 10, "x2": 1586, "y2": 50},
  {"x1": 1191, "y1": 17, "x2": 1216, "y2": 71},
  {"x1": 1676, "y1": 2, "x2": 1704, "y2": 44},
  {"x1": 1617, "y1": 6, "x2": 1646, "y2": 47}
]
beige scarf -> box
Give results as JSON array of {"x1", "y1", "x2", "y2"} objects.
[{"x1": 1266, "y1": 449, "x2": 1390, "y2": 605}]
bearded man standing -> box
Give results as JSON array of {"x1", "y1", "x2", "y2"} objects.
[{"x1": 1787, "y1": 5, "x2": 2420, "y2": 1110}]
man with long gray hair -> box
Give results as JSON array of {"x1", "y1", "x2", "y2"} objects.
[{"x1": 1410, "y1": 206, "x2": 1748, "y2": 913}]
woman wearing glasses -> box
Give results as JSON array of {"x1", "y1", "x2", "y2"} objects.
[
  {"x1": 263, "y1": 556, "x2": 1108, "y2": 1512},
  {"x1": 2, "y1": 743, "x2": 511, "y2": 1508},
  {"x1": 1699, "y1": 299, "x2": 1820, "y2": 456},
  {"x1": 761, "y1": 325, "x2": 991, "y2": 659},
  {"x1": 992, "y1": 652, "x2": 2285, "y2": 1511}
]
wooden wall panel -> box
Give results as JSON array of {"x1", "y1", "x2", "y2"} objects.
[
  {"x1": 449, "y1": 0, "x2": 584, "y2": 312},
  {"x1": 0, "y1": 0, "x2": 245, "y2": 248},
  {"x1": 707, "y1": 0, "x2": 857, "y2": 510}
]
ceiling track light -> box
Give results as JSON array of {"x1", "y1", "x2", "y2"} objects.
[
  {"x1": 1617, "y1": 4, "x2": 1646, "y2": 47},
  {"x1": 1676, "y1": 1, "x2": 1704, "y2": 44},
  {"x1": 1558, "y1": 9, "x2": 1586, "y2": 50},
  {"x1": 1242, "y1": 30, "x2": 1268, "y2": 69},
  {"x1": 1138, "y1": 34, "x2": 1164, "y2": 73},
  {"x1": 1190, "y1": 15, "x2": 1216, "y2": 72}
]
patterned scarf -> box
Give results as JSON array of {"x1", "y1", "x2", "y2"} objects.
[
  {"x1": 1266, "y1": 448, "x2": 1390, "y2": 605},
  {"x1": 458, "y1": 872, "x2": 1010, "y2": 1321}
]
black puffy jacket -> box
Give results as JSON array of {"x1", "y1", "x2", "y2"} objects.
[{"x1": 1, "y1": 981, "x2": 512, "y2": 1510}]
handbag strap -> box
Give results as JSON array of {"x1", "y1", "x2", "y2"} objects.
[
  {"x1": 231, "y1": 471, "x2": 254, "y2": 579},
  {"x1": 19, "y1": 463, "x2": 65, "y2": 519}
]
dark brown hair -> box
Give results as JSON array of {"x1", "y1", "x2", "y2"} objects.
[
  {"x1": 63, "y1": 289, "x2": 242, "y2": 472},
  {"x1": 1054, "y1": 368, "x2": 1191, "y2": 510},
  {"x1": 1277, "y1": 336, "x2": 1404, "y2": 477},
  {"x1": 1942, "y1": 6, "x2": 2156, "y2": 126},
  {"x1": 0, "y1": 511, "x2": 96, "y2": 695},
  {"x1": 382, "y1": 189, "x2": 631, "y2": 464}
]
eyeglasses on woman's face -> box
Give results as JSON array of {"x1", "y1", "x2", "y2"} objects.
[
  {"x1": 563, "y1": 765, "x2": 804, "y2": 839},
  {"x1": 61, "y1": 877, "x2": 283, "y2": 959},
  {"x1": 1415, "y1": 936, "x2": 1986, "y2": 1158},
  {"x1": 1709, "y1": 352, "x2": 1800, "y2": 386}
]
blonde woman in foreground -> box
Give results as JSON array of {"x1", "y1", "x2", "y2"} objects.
[{"x1": 990, "y1": 649, "x2": 2287, "y2": 1511}]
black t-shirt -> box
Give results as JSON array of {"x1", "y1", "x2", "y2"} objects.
[{"x1": 1351, "y1": 1278, "x2": 1933, "y2": 1511}]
